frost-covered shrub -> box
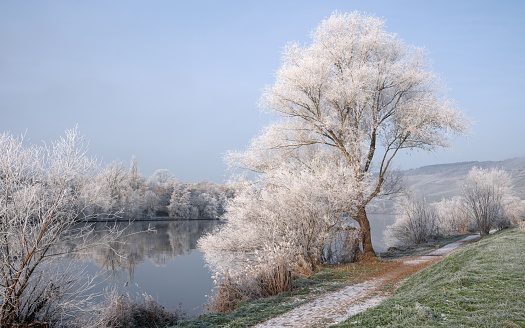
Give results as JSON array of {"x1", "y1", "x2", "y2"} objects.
[
  {"x1": 384, "y1": 193, "x2": 439, "y2": 246},
  {"x1": 207, "y1": 250, "x2": 292, "y2": 313},
  {"x1": 199, "y1": 155, "x2": 361, "y2": 272},
  {"x1": 91, "y1": 291, "x2": 185, "y2": 328},
  {"x1": 460, "y1": 167, "x2": 517, "y2": 235},
  {"x1": 501, "y1": 195, "x2": 525, "y2": 228},
  {"x1": 199, "y1": 154, "x2": 363, "y2": 311},
  {"x1": 435, "y1": 196, "x2": 470, "y2": 235}
]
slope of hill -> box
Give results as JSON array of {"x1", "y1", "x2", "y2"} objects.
[
  {"x1": 403, "y1": 157, "x2": 525, "y2": 202},
  {"x1": 369, "y1": 157, "x2": 525, "y2": 214}
]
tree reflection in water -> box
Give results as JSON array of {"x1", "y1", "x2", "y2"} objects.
[
  {"x1": 58, "y1": 220, "x2": 220, "y2": 316},
  {"x1": 69, "y1": 220, "x2": 219, "y2": 281}
]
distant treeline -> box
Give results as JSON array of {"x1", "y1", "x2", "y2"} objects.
[{"x1": 84, "y1": 156, "x2": 233, "y2": 220}]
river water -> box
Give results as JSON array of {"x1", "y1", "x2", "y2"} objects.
[
  {"x1": 66, "y1": 215, "x2": 396, "y2": 317},
  {"x1": 69, "y1": 220, "x2": 219, "y2": 317},
  {"x1": 367, "y1": 213, "x2": 397, "y2": 252}
]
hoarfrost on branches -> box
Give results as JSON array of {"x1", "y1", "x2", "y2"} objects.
[
  {"x1": 201, "y1": 150, "x2": 364, "y2": 271},
  {"x1": 0, "y1": 127, "x2": 124, "y2": 326},
  {"x1": 384, "y1": 191, "x2": 440, "y2": 247},
  {"x1": 385, "y1": 167, "x2": 524, "y2": 246},
  {"x1": 220, "y1": 10, "x2": 469, "y2": 261},
  {"x1": 460, "y1": 167, "x2": 521, "y2": 235}
]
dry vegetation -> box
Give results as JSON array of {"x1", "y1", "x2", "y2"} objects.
[
  {"x1": 207, "y1": 257, "x2": 292, "y2": 313},
  {"x1": 93, "y1": 291, "x2": 185, "y2": 328}
]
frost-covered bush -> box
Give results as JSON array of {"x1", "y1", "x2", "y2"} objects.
[
  {"x1": 199, "y1": 155, "x2": 361, "y2": 272},
  {"x1": 435, "y1": 196, "x2": 470, "y2": 235},
  {"x1": 384, "y1": 192, "x2": 440, "y2": 246},
  {"x1": 501, "y1": 195, "x2": 525, "y2": 228},
  {"x1": 199, "y1": 154, "x2": 363, "y2": 310},
  {"x1": 90, "y1": 290, "x2": 185, "y2": 328},
  {"x1": 0, "y1": 128, "x2": 124, "y2": 327},
  {"x1": 460, "y1": 167, "x2": 518, "y2": 235}
]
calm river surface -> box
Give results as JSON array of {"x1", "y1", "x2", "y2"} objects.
[
  {"x1": 69, "y1": 215, "x2": 395, "y2": 317},
  {"x1": 72, "y1": 220, "x2": 219, "y2": 317}
]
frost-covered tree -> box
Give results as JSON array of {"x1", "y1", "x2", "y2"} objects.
[
  {"x1": 460, "y1": 167, "x2": 514, "y2": 236},
  {"x1": 228, "y1": 11, "x2": 469, "y2": 260},
  {"x1": 128, "y1": 155, "x2": 144, "y2": 191},
  {"x1": 97, "y1": 161, "x2": 128, "y2": 213},
  {"x1": 0, "y1": 128, "x2": 123, "y2": 326},
  {"x1": 193, "y1": 193, "x2": 219, "y2": 219},
  {"x1": 149, "y1": 169, "x2": 172, "y2": 186},
  {"x1": 167, "y1": 180, "x2": 227, "y2": 220},
  {"x1": 502, "y1": 195, "x2": 525, "y2": 228},
  {"x1": 148, "y1": 169, "x2": 176, "y2": 216},
  {"x1": 94, "y1": 158, "x2": 160, "y2": 220},
  {"x1": 194, "y1": 180, "x2": 227, "y2": 216},
  {"x1": 168, "y1": 182, "x2": 192, "y2": 219}
]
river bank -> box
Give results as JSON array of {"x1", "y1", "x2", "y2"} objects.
[{"x1": 175, "y1": 233, "x2": 477, "y2": 327}]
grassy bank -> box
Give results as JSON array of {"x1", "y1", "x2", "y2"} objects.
[
  {"x1": 174, "y1": 235, "x2": 470, "y2": 327},
  {"x1": 334, "y1": 227, "x2": 525, "y2": 327},
  {"x1": 175, "y1": 260, "x2": 400, "y2": 327}
]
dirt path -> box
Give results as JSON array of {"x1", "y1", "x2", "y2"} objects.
[{"x1": 253, "y1": 234, "x2": 479, "y2": 328}]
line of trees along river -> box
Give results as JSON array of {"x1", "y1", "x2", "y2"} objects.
[
  {"x1": 86, "y1": 156, "x2": 233, "y2": 220},
  {"x1": 0, "y1": 128, "x2": 227, "y2": 326}
]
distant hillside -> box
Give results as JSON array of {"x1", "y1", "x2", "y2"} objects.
[
  {"x1": 403, "y1": 157, "x2": 525, "y2": 202},
  {"x1": 370, "y1": 157, "x2": 525, "y2": 214}
]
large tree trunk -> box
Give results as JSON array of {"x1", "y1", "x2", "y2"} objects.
[{"x1": 356, "y1": 205, "x2": 376, "y2": 262}]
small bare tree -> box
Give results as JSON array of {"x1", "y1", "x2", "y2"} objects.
[{"x1": 0, "y1": 127, "x2": 122, "y2": 327}]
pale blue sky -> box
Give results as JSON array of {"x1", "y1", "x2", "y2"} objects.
[{"x1": 1, "y1": 1, "x2": 524, "y2": 183}]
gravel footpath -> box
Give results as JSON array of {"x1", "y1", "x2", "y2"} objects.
[{"x1": 253, "y1": 234, "x2": 479, "y2": 328}]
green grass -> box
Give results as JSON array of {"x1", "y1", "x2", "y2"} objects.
[{"x1": 334, "y1": 227, "x2": 525, "y2": 327}]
